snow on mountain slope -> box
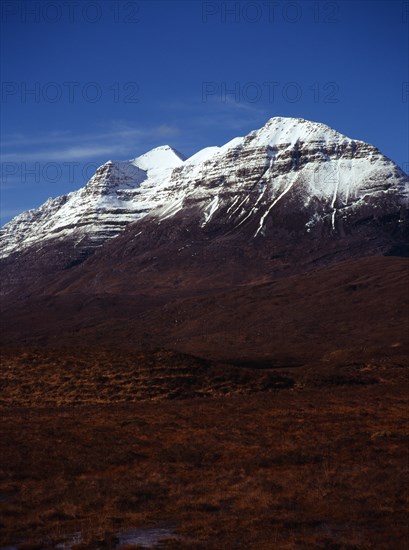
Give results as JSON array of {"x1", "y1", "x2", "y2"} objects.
[
  {"x1": 1, "y1": 117, "x2": 408, "y2": 259},
  {"x1": 0, "y1": 146, "x2": 185, "y2": 257},
  {"x1": 132, "y1": 145, "x2": 186, "y2": 171},
  {"x1": 153, "y1": 117, "x2": 408, "y2": 234}
]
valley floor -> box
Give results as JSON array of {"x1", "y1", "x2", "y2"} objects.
[{"x1": 0, "y1": 349, "x2": 408, "y2": 549}]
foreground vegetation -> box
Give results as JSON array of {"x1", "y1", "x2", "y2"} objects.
[{"x1": 0, "y1": 348, "x2": 408, "y2": 549}]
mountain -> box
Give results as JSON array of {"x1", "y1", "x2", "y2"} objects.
[
  {"x1": 2, "y1": 117, "x2": 408, "y2": 262},
  {"x1": 0, "y1": 117, "x2": 408, "y2": 356},
  {"x1": 1, "y1": 119, "x2": 408, "y2": 550}
]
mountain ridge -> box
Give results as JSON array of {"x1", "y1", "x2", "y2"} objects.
[
  {"x1": 1, "y1": 116, "x2": 408, "y2": 304},
  {"x1": 0, "y1": 117, "x2": 408, "y2": 377},
  {"x1": 2, "y1": 116, "x2": 408, "y2": 259}
]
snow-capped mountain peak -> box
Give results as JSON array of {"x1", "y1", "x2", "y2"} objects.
[
  {"x1": 132, "y1": 145, "x2": 186, "y2": 171},
  {"x1": 1, "y1": 117, "x2": 408, "y2": 260},
  {"x1": 250, "y1": 116, "x2": 355, "y2": 147}
]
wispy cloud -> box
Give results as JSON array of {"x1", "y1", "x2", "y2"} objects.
[
  {"x1": 158, "y1": 96, "x2": 269, "y2": 135},
  {"x1": 153, "y1": 124, "x2": 181, "y2": 137},
  {"x1": 1, "y1": 122, "x2": 182, "y2": 163},
  {"x1": 1, "y1": 98, "x2": 267, "y2": 168},
  {"x1": 1, "y1": 145, "x2": 126, "y2": 162}
]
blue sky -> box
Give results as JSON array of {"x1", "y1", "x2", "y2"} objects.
[{"x1": 1, "y1": 0, "x2": 408, "y2": 225}]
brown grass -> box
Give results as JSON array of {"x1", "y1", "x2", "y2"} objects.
[
  {"x1": 0, "y1": 348, "x2": 295, "y2": 407},
  {"x1": 0, "y1": 348, "x2": 408, "y2": 549}
]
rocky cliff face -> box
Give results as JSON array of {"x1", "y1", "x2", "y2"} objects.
[{"x1": 0, "y1": 117, "x2": 408, "y2": 298}]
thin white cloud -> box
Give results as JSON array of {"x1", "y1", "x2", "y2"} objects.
[
  {"x1": 152, "y1": 124, "x2": 180, "y2": 137},
  {"x1": 2, "y1": 128, "x2": 142, "y2": 150},
  {"x1": 1, "y1": 122, "x2": 183, "y2": 164},
  {"x1": 155, "y1": 98, "x2": 269, "y2": 137},
  {"x1": 1, "y1": 145, "x2": 129, "y2": 162}
]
